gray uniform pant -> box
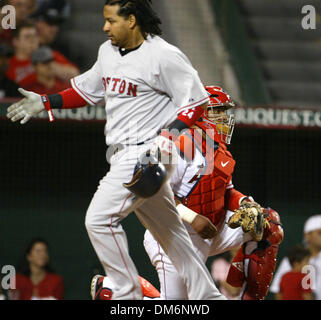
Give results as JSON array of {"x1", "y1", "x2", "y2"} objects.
[{"x1": 85, "y1": 143, "x2": 225, "y2": 300}]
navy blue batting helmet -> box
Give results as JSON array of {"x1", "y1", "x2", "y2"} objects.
[{"x1": 123, "y1": 151, "x2": 167, "y2": 198}]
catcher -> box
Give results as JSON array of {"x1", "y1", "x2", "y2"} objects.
[{"x1": 143, "y1": 86, "x2": 284, "y2": 300}]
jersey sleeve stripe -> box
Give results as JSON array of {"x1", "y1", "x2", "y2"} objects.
[
  {"x1": 177, "y1": 96, "x2": 209, "y2": 114},
  {"x1": 71, "y1": 78, "x2": 96, "y2": 106}
]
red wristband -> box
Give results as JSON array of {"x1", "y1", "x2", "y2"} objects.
[{"x1": 41, "y1": 94, "x2": 54, "y2": 122}]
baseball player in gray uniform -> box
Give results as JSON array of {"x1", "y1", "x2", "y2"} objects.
[{"x1": 7, "y1": 0, "x2": 225, "y2": 300}]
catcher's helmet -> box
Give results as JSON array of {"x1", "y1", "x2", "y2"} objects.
[
  {"x1": 204, "y1": 86, "x2": 236, "y2": 144},
  {"x1": 123, "y1": 152, "x2": 167, "y2": 198}
]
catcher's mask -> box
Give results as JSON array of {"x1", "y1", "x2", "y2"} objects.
[
  {"x1": 204, "y1": 86, "x2": 236, "y2": 144},
  {"x1": 123, "y1": 151, "x2": 167, "y2": 198}
]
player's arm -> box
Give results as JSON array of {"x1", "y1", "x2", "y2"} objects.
[
  {"x1": 169, "y1": 102, "x2": 208, "y2": 133},
  {"x1": 152, "y1": 48, "x2": 209, "y2": 155},
  {"x1": 7, "y1": 54, "x2": 104, "y2": 124},
  {"x1": 224, "y1": 180, "x2": 252, "y2": 211},
  {"x1": 6, "y1": 87, "x2": 87, "y2": 124},
  {"x1": 152, "y1": 102, "x2": 207, "y2": 158},
  {"x1": 175, "y1": 199, "x2": 217, "y2": 239},
  {"x1": 171, "y1": 132, "x2": 216, "y2": 239}
]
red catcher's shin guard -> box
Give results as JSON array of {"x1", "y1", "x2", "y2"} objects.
[
  {"x1": 242, "y1": 243, "x2": 279, "y2": 300},
  {"x1": 226, "y1": 207, "x2": 284, "y2": 300}
]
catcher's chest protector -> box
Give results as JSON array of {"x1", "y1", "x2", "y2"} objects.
[{"x1": 179, "y1": 126, "x2": 235, "y2": 226}]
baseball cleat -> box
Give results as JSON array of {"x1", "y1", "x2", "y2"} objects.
[{"x1": 90, "y1": 275, "x2": 113, "y2": 300}]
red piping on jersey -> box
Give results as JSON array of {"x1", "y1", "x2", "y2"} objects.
[
  {"x1": 71, "y1": 78, "x2": 96, "y2": 105},
  {"x1": 109, "y1": 194, "x2": 140, "y2": 300},
  {"x1": 158, "y1": 242, "x2": 167, "y2": 299}
]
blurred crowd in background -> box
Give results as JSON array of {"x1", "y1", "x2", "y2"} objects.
[{"x1": 0, "y1": 0, "x2": 79, "y2": 99}]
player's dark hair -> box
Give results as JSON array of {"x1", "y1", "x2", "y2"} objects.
[
  {"x1": 11, "y1": 21, "x2": 36, "y2": 39},
  {"x1": 104, "y1": 0, "x2": 162, "y2": 37},
  {"x1": 17, "y1": 238, "x2": 54, "y2": 277},
  {"x1": 287, "y1": 244, "x2": 310, "y2": 267}
]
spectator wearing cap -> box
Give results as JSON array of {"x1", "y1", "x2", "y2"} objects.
[
  {"x1": 0, "y1": 43, "x2": 21, "y2": 98},
  {"x1": 33, "y1": 0, "x2": 70, "y2": 19},
  {"x1": 270, "y1": 215, "x2": 321, "y2": 300},
  {"x1": 33, "y1": 8, "x2": 79, "y2": 82},
  {"x1": 34, "y1": 9, "x2": 62, "y2": 48},
  {"x1": 33, "y1": 7, "x2": 74, "y2": 64},
  {"x1": 9, "y1": 0, "x2": 36, "y2": 24},
  {"x1": 24, "y1": 46, "x2": 70, "y2": 94}
]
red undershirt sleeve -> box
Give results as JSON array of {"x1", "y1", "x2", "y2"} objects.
[{"x1": 225, "y1": 188, "x2": 248, "y2": 211}]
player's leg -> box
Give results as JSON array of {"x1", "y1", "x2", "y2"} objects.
[
  {"x1": 144, "y1": 226, "x2": 211, "y2": 299},
  {"x1": 136, "y1": 181, "x2": 225, "y2": 300},
  {"x1": 144, "y1": 229, "x2": 188, "y2": 299},
  {"x1": 85, "y1": 150, "x2": 145, "y2": 300}
]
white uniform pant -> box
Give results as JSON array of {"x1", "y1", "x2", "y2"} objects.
[
  {"x1": 144, "y1": 210, "x2": 252, "y2": 299},
  {"x1": 85, "y1": 143, "x2": 225, "y2": 300}
]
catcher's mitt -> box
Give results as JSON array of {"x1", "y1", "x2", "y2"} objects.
[{"x1": 228, "y1": 201, "x2": 268, "y2": 242}]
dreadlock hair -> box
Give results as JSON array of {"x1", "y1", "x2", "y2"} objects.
[{"x1": 104, "y1": 0, "x2": 162, "y2": 38}]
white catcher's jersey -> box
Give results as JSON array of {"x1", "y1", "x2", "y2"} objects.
[
  {"x1": 170, "y1": 144, "x2": 234, "y2": 198},
  {"x1": 71, "y1": 35, "x2": 209, "y2": 146}
]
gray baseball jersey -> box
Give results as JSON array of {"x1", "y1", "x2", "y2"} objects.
[{"x1": 71, "y1": 35, "x2": 209, "y2": 145}]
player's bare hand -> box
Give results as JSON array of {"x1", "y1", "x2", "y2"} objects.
[
  {"x1": 7, "y1": 88, "x2": 45, "y2": 124},
  {"x1": 191, "y1": 215, "x2": 218, "y2": 239}
]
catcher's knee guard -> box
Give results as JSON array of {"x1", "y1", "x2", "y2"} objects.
[{"x1": 226, "y1": 207, "x2": 284, "y2": 300}]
